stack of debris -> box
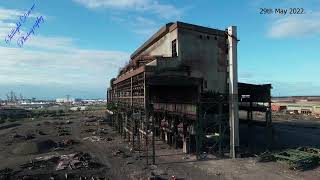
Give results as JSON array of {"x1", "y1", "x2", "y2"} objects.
[
  {"x1": 83, "y1": 136, "x2": 102, "y2": 142},
  {"x1": 83, "y1": 135, "x2": 113, "y2": 143},
  {"x1": 258, "y1": 147, "x2": 320, "y2": 170},
  {"x1": 20, "y1": 154, "x2": 59, "y2": 169},
  {"x1": 19, "y1": 152, "x2": 102, "y2": 171},
  {"x1": 56, "y1": 152, "x2": 101, "y2": 171},
  {"x1": 92, "y1": 128, "x2": 108, "y2": 135}
]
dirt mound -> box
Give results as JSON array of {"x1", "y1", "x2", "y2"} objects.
[{"x1": 12, "y1": 139, "x2": 57, "y2": 155}]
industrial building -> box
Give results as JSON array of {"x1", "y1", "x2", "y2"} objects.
[
  {"x1": 272, "y1": 96, "x2": 320, "y2": 115},
  {"x1": 107, "y1": 22, "x2": 272, "y2": 160},
  {"x1": 272, "y1": 103, "x2": 320, "y2": 115}
]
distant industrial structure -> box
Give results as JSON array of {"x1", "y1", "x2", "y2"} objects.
[
  {"x1": 107, "y1": 22, "x2": 272, "y2": 160},
  {"x1": 0, "y1": 91, "x2": 105, "y2": 110},
  {"x1": 272, "y1": 96, "x2": 320, "y2": 115}
]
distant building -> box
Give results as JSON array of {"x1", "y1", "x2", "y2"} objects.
[
  {"x1": 286, "y1": 104, "x2": 313, "y2": 115},
  {"x1": 314, "y1": 106, "x2": 320, "y2": 115},
  {"x1": 70, "y1": 106, "x2": 87, "y2": 111},
  {"x1": 56, "y1": 98, "x2": 75, "y2": 104},
  {"x1": 272, "y1": 96, "x2": 320, "y2": 115},
  {"x1": 271, "y1": 104, "x2": 286, "y2": 111}
]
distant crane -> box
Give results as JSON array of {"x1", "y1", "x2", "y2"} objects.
[
  {"x1": 5, "y1": 91, "x2": 24, "y2": 102},
  {"x1": 6, "y1": 94, "x2": 10, "y2": 101}
]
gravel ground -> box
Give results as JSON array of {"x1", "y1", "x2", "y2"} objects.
[{"x1": 0, "y1": 110, "x2": 319, "y2": 180}]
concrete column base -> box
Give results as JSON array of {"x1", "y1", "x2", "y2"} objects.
[{"x1": 183, "y1": 136, "x2": 190, "y2": 153}]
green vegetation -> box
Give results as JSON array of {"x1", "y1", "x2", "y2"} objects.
[
  {"x1": 0, "y1": 108, "x2": 32, "y2": 120},
  {"x1": 106, "y1": 102, "x2": 117, "y2": 112},
  {"x1": 86, "y1": 104, "x2": 107, "y2": 111},
  {"x1": 31, "y1": 109, "x2": 66, "y2": 117}
]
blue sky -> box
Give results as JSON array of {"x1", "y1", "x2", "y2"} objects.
[{"x1": 0, "y1": 0, "x2": 319, "y2": 99}]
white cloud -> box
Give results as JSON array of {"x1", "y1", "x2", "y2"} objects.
[
  {"x1": 0, "y1": 35, "x2": 130, "y2": 86},
  {"x1": 0, "y1": 6, "x2": 42, "y2": 21},
  {"x1": 74, "y1": 0, "x2": 147, "y2": 9},
  {"x1": 268, "y1": 12, "x2": 320, "y2": 38},
  {"x1": 130, "y1": 16, "x2": 157, "y2": 36},
  {"x1": 134, "y1": 16, "x2": 156, "y2": 26},
  {"x1": 109, "y1": 15, "x2": 159, "y2": 36},
  {"x1": 0, "y1": 5, "x2": 129, "y2": 89},
  {"x1": 73, "y1": 0, "x2": 182, "y2": 19},
  {"x1": 24, "y1": 36, "x2": 74, "y2": 50}
]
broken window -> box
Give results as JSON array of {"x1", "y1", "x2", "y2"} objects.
[{"x1": 172, "y1": 39, "x2": 177, "y2": 57}]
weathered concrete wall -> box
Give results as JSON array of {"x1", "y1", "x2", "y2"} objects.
[
  {"x1": 178, "y1": 28, "x2": 228, "y2": 93},
  {"x1": 132, "y1": 25, "x2": 228, "y2": 93},
  {"x1": 139, "y1": 29, "x2": 178, "y2": 58}
]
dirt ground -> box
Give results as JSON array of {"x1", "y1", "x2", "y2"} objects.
[{"x1": 0, "y1": 110, "x2": 319, "y2": 180}]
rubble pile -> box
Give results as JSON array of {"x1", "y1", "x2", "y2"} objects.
[
  {"x1": 83, "y1": 136, "x2": 113, "y2": 143},
  {"x1": 20, "y1": 154, "x2": 60, "y2": 170},
  {"x1": 55, "y1": 152, "x2": 102, "y2": 171},
  {"x1": 10, "y1": 152, "x2": 104, "y2": 178},
  {"x1": 92, "y1": 128, "x2": 108, "y2": 135},
  {"x1": 258, "y1": 147, "x2": 320, "y2": 170}
]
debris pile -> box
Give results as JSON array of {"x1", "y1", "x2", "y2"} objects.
[
  {"x1": 18, "y1": 152, "x2": 103, "y2": 172},
  {"x1": 83, "y1": 136, "x2": 102, "y2": 142},
  {"x1": 56, "y1": 152, "x2": 102, "y2": 171},
  {"x1": 20, "y1": 154, "x2": 59, "y2": 169},
  {"x1": 92, "y1": 128, "x2": 108, "y2": 135},
  {"x1": 83, "y1": 136, "x2": 113, "y2": 142},
  {"x1": 258, "y1": 147, "x2": 320, "y2": 170}
]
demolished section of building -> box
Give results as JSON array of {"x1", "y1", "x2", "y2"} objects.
[{"x1": 107, "y1": 22, "x2": 272, "y2": 160}]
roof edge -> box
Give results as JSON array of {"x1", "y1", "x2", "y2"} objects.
[
  {"x1": 130, "y1": 22, "x2": 174, "y2": 60},
  {"x1": 130, "y1": 21, "x2": 227, "y2": 60}
]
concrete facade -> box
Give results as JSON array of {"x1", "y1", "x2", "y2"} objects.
[
  {"x1": 127, "y1": 22, "x2": 228, "y2": 94},
  {"x1": 107, "y1": 21, "x2": 244, "y2": 158},
  {"x1": 178, "y1": 27, "x2": 227, "y2": 93}
]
